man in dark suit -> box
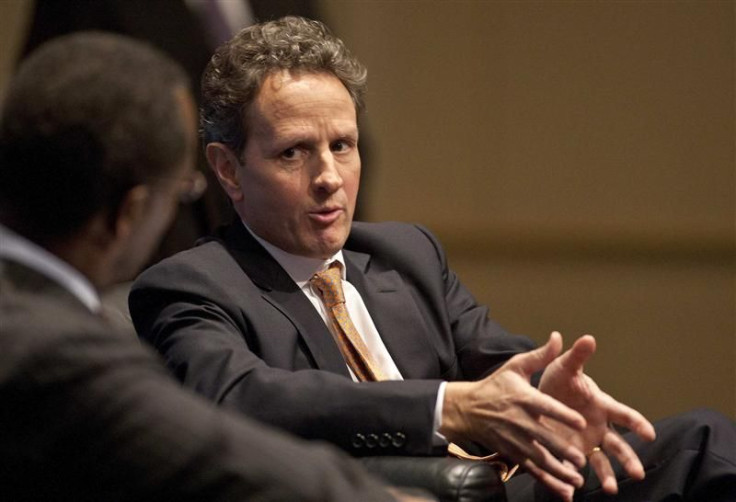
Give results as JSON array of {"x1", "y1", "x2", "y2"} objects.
[
  {"x1": 129, "y1": 16, "x2": 736, "y2": 502},
  {"x1": 0, "y1": 31, "x2": 410, "y2": 502}
]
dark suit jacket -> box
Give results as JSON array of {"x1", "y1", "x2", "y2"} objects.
[
  {"x1": 130, "y1": 221, "x2": 536, "y2": 457},
  {"x1": 0, "y1": 258, "x2": 393, "y2": 502}
]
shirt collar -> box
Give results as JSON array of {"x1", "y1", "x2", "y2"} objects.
[
  {"x1": 242, "y1": 221, "x2": 345, "y2": 286},
  {"x1": 0, "y1": 224, "x2": 101, "y2": 313}
]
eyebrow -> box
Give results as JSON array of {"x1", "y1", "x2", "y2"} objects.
[{"x1": 270, "y1": 124, "x2": 359, "y2": 144}]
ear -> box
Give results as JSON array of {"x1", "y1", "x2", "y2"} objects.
[
  {"x1": 113, "y1": 184, "x2": 150, "y2": 242},
  {"x1": 86, "y1": 184, "x2": 150, "y2": 254},
  {"x1": 206, "y1": 142, "x2": 244, "y2": 202}
]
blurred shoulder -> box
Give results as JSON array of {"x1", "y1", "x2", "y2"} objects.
[{"x1": 348, "y1": 221, "x2": 442, "y2": 251}]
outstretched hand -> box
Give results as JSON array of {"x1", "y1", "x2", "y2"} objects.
[
  {"x1": 539, "y1": 332, "x2": 656, "y2": 496},
  {"x1": 441, "y1": 332, "x2": 589, "y2": 500}
]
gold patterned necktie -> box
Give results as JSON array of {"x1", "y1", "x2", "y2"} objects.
[{"x1": 310, "y1": 262, "x2": 386, "y2": 381}]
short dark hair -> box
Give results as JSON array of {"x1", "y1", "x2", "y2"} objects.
[
  {"x1": 200, "y1": 16, "x2": 367, "y2": 155},
  {"x1": 0, "y1": 32, "x2": 189, "y2": 243}
]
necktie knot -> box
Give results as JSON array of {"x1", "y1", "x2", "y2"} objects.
[{"x1": 310, "y1": 262, "x2": 344, "y2": 307}]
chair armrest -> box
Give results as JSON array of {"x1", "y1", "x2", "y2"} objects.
[{"x1": 360, "y1": 456, "x2": 506, "y2": 502}]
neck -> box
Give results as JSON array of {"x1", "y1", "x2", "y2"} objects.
[{"x1": 46, "y1": 234, "x2": 109, "y2": 290}]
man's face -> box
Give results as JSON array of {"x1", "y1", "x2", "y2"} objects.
[{"x1": 232, "y1": 71, "x2": 361, "y2": 259}]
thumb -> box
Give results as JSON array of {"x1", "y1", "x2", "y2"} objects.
[
  {"x1": 557, "y1": 334, "x2": 597, "y2": 374},
  {"x1": 509, "y1": 331, "x2": 563, "y2": 377}
]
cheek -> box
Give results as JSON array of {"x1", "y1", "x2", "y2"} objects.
[
  {"x1": 344, "y1": 170, "x2": 361, "y2": 204},
  {"x1": 271, "y1": 173, "x2": 310, "y2": 208},
  {"x1": 153, "y1": 198, "x2": 180, "y2": 230},
  {"x1": 241, "y1": 174, "x2": 306, "y2": 224}
]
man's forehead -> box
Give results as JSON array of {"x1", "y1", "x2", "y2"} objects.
[
  {"x1": 255, "y1": 71, "x2": 352, "y2": 108},
  {"x1": 246, "y1": 114, "x2": 358, "y2": 146},
  {"x1": 244, "y1": 71, "x2": 357, "y2": 136}
]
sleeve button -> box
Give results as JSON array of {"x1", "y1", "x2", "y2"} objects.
[
  {"x1": 365, "y1": 433, "x2": 379, "y2": 448},
  {"x1": 379, "y1": 433, "x2": 392, "y2": 448},
  {"x1": 391, "y1": 432, "x2": 406, "y2": 448},
  {"x1": 351, "y1": 433, "x2": 366, "y2": 448}
]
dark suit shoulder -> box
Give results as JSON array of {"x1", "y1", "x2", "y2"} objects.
[
  {"x1": 347, "y1": 221, "x2": 438, "y2": 251},
  {"x1": 129, "y1": 236, "x2": 264, "y2": 349},
  {"x1": 346, "y1": 221, "x2": 448, "y2": 280},
  {"x1": 134, "y1": 239, "x2": 243, "y2": 292},
  {"x1": 141, "y1": 238, "x2": 233, "y2": 274}
]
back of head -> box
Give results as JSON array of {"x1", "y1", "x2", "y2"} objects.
[
  {"x1": 0, "y1": 32, "x2": 189, "y2": 245},
  {"x1": 200, "y1": 15, "x2": 367, "y2": 155}
]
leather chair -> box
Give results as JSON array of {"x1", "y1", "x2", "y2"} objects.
[
  {"x1": 102, "y1": 283, "x2": 508, "y2": 502},
  {"x1": 362, "y1": 456, "x2": 506, "y2": 502}
]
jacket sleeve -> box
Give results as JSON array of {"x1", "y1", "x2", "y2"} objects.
[{"x1": 129, "y1": 248, "x2": 443, "y2": 457}]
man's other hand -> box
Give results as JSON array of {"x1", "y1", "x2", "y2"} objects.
[
  {"x1": 440, "y1": 332, "x2": 588, "y2": 501},
  {"x1": 539, "y1": 332, "x2": 656, "y2": 496}
]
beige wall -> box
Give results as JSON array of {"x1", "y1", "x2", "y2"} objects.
[
  {"x1": 319, "y1": 0, "x2": 735, "y2": 420},
  {"x1": 0, "y1": 0, "x2": 32, "y2": 102}
]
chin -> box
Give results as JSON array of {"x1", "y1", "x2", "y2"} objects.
[
  {"x1": 316, "y1": 237, "x2": 348, "y2": 258},
  {"x1": 300, "y1": 243, "x2": 337, "y2": 260}
]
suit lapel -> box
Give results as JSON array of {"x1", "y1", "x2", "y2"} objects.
[
  {"x1": 344, "y1": 250, "x2": 441, "y2": 379},
  {"x1": 210, "y1": 223, "x2": 351, "y2": 378}
]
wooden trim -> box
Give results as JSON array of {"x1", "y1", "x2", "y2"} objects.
[{"x1": 432, "y1": 226, "x2": 735, "y2": 264}]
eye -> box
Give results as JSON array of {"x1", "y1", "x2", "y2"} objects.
[
  {"x1": 281, "y1": 147, "x2": 303, "y2": 160},
  {"x1": 331, "y1": 139, "x2": 352, "y2": 153}
]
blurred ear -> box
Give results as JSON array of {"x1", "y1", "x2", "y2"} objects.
[
  {"x1": 86, "y1": 184, "x2": 149, "y2": 254},
  {"x1": 113, "y1": 185, "x2": 150, "y2": 242},
  {"x1": 206, "y1": 142, "x2": 244, "y2": 202}
]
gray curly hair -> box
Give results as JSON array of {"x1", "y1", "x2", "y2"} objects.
[{"x1": 200, "y1": 16, "x2": 367, "y2": 155}]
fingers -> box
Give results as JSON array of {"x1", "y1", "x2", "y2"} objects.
[
  {"x1": 505, "y1": 333, "x2": 587, "y2": 429},
  {"x1": 509, "y1": 331, "x2": 563, "y2": 378},
  {"x1": 527, "y1": 388, "x2": 587, "y2": 432},
  {"x1": 587, "y1": 447, "x2": 618, "y2": 495},
  {"x1": 586, "y1": 426, "x2": 646, "y2": 495},
  {"x1": 565, "y1": 334, "x2": 596, "y2": 371},
  {"x1": 555, "y1": 332, "x2": 596, "y2": 374},
  {"x1": 532, "y1": 421, "x2": 587, "y2": 469},
  {"x1": 523, "y1": 458, "x2": 576, "y2": 502},
  {"x1": 601, "y1": 427, "x2": 646, "y2": 481},
  {"x1": 526, "y1": 438, "x2": 586, "y2": 485},
  {"x1": 605, "y1": 399, "x2": 656, "y2": 443}
]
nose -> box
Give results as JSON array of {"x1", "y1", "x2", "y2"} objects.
[{"x1": 311, "y1": 150, "x2": 343, "y2": 195}]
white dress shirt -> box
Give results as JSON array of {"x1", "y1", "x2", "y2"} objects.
[
  {"x1": 244, "y1": 223, "x2": 447, "y2": 443},
  {"x1": 0, "y1": 224, "x2": 101, "y2": 313}
]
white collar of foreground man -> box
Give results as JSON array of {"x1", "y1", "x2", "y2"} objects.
[{"x1": 0, "y1": 224, "x2": 101, "y2": 313}]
